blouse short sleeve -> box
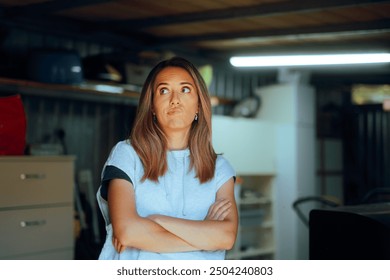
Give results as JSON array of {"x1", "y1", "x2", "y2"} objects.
[
  {"x1": 105, "y1": 140, "x2": 137, "y2": 179},
  {"x1": 99, "y1": 140, "x2": 138, "y2": 199},
  {"x1": 215, "y1": 155, "x2": 236, "y2": 191},
  {"x1": 96, "y1": 140, "x2": 139, "y2": 227}
]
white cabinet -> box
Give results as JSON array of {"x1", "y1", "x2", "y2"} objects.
[
  {"x1": 212, "y1": 115, "x2": 277, "y2": 259},
  {"x1": 255, "y1": 82, "x2": 316, "y2": 260},
  {"x1": 212, "y1": 115, "x2": 275, "y2": 174},
  {"x1": 0, "y1": 156, "x2": 75, "y2": 259},
  {"x1": 213, "y1": 80, "x2": 316, "y2": 260}
]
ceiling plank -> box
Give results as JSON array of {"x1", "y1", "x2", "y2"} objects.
[
  {"x1": 154, "y1": 19, "x2": 390, "y2": 44},
  {"x1": 3, "y1": 0, "x2": 112, "y2": 16},
  {"x1": 110, "y1": 0, "x2": 390, "y2": 29},
  {"x1": 202, "y1": 34, "x2": 390, "y2": 57}
]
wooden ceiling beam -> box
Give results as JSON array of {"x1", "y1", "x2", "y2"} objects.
[
  {"x1": 205, "y1": 39, "x2": 390, "y2": 60},
  {"x1": 3, "y1": 0, "x2": 112, "y2": 17},
  {"x1": 113, "y1": 0, "x2": 390, "y2": 29},
  {"x1": 154, "y1": 19, "x2": 390, "y2": 44}
]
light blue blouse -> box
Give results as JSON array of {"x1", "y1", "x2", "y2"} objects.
[{"x1": 96, "y1": 140, "x2": 235, "y2": 260}]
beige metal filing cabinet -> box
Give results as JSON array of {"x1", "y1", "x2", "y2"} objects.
[{"x1": 0, "y1": 156, "x2": 75, "y2": 259}]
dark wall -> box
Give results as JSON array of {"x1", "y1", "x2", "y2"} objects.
[
  {"x1": 22, "y1": 95, "x2": 136, "y2": 188},
  {"x1": 343, "y1": 103, "x2": 390, "y2": 205}
]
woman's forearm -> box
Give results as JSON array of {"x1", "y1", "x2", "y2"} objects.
[
  {"x1": 108, "y1": 178, "x2": 198, "y2": 253},
  {"x1": 114, "y1": 215, "x2": 199, "y2": 253},
  {"x1": 148, "y1": 179, "x2": 238, "y2": 251},
  {"x1": 149, "y1": 215, "x2": 237, "y2": 251},
  {"x1": 108, "y1": 177, "x2": 237, "y2": 253}
]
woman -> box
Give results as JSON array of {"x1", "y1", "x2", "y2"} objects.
[{"x1": 96, "y1": 57, "x2": 238, "y2": 260}]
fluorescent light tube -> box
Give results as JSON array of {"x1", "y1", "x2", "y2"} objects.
[{"x1": 230, "y1": 53, "x2": 390, "y2": 67}]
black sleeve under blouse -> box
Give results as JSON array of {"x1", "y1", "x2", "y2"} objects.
[{"x1": 100, "y1": 165, "x2": 133, "y2": 200}]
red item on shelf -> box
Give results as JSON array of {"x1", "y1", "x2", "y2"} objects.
[{"x1": 0, "y1": 94, "x2": 27, "y2": 155}]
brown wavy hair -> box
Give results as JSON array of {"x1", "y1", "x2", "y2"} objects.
[{"x1": 130, "y1": 57, "x2": 217, "y2": 183}]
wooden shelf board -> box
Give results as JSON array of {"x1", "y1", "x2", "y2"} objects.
[
  {"x1": 0, "y1": 77, "x2": 233, "y2": 107},
  {"x1": 0, "y1": 77, "x2": 140, "y2": 105}
]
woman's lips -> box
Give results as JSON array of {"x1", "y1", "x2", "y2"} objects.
[{"x1": 167, "y1": 108, "x2": 182, "y2": 115}]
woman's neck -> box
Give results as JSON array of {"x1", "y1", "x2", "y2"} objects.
[{"x1": 165, "y1": 129, "x2": 190, "y2": 150}]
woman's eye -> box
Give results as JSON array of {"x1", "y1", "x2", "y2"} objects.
[
  {"x1": 182, "y1": 87, "x2": 191, "y2": 93},
  {"x1": 160, "y1": 88, "x2": 169, "y2": 95}
]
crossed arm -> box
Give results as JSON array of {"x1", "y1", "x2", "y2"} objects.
[{"x1": 107, "y1": 177, "x2": 238, "y2": 253}]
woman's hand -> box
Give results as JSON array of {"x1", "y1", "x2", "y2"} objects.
[
  {"x1": 112, "y1": 235, "x2": 126, "y2": 253},
  {"x1": 205, "y1": 198, "x2": 232, "y2": 221},
  {"x1": 148, "y1": 198, "x2": 232, "y2": 223}
]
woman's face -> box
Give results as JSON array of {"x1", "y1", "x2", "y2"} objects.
[{"x1": 152, "y1": 66, "x2": 199, "y2": 135}]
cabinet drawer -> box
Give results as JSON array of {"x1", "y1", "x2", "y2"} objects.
[
  {"x1": 0, "y1": 159, "x2": 73, "y2": 207},
  {"x1": 0, "y1": 206, "x2": 74, "y2": 259}
]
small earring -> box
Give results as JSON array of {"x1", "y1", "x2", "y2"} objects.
[
  {"x1": 194, "y1": 113, "x2": 198, "y2": 121},
  {"x1": 153, "y1": 113, "x2": 157, "y2": 122}
]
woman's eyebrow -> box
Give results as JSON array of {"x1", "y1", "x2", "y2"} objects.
[
  {"x1": 156, "y1": 81, "x2": 193, "y2": 87},
  {"x1": 156, "y1": 82, "x2": 169, "y2": 87},
  {"x1": 180, "y1": 82, "x2": 194, "y2": 86}
]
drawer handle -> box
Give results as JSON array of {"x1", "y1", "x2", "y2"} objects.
[
  {"x1": 20, "y1": 220, "x2": 47, "y2": 227},
  {"x1": 20, "y1": 173, "x2": 46, "y2": 180}
]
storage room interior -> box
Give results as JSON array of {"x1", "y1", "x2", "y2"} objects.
[{"x1": 0, "y1": 1, "x2": 389, "y2": 260}]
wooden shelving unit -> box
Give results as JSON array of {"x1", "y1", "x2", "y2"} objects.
[
  {"x1": 0, "y1": 77, "x2": 235, "y2": 107},
  {"x1": 227, "y1": 174, "x2": 276, "y2": 260},
  {"x1": 0, "y1": 77, "x2": 141, "y2": 105}
]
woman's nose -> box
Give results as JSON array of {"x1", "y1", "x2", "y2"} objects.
[{"x1": 170, "y1": 91, "x2": 180, "y2": 105}]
